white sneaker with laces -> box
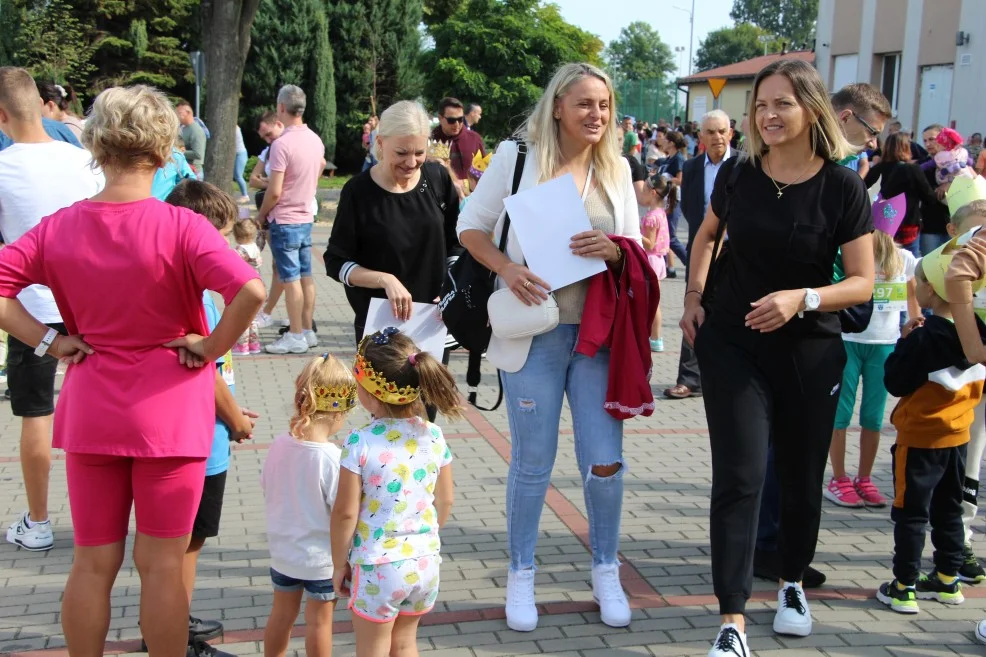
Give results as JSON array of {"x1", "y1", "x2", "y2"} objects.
[
  {"x1": 265, "y1": 333, "x2": 309, "y2": 354},
  {"x1": 773, "y1": 581, "x2": 812, "y2": 636},
  {"x1": 708, "y1": 623, "x2": 750, "y2": 657},
  {"x1": 592, "y1": 563, "x2": 631, "y2": 627},
  {"x1": 255, "y1": 312, "x2": 275, "y2": 329},
  {"x1": 6, "y1": 512, "x2": 53, "y2": 551},
  {"x1": 303, "y1": 329, "x2": 318, "y2": 348},
  {"x1": 505, "y1": 568, "x2": 538, "y2": 632}
]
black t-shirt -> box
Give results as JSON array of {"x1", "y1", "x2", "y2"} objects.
[
  {"x1": 709, "y1": 157, "x2": 873, "y2": 337},
  {"x1": 624, "y1": 154, "x2": 646, "y2": 183},
  {"x1": 324, "y1": 162, "x2": 461, "y2": 331}
]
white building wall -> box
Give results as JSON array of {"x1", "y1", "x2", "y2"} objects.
[
  {"x1": 896, "y1": 0, "x2": 925, "y2": 132},
  {"x1": 950, "y1": 0, "x2": 986, "y2": 135}
]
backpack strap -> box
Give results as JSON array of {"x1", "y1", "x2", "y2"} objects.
[
  {"x1": 497, "y1": 140, "x2": 528, "y2": 253},
  {"x1": 420, "y1": 162, "x2": 447, "y2": 213},
  {"x1": 704, "y1": 153, "x2": 746, "y2": 295}
]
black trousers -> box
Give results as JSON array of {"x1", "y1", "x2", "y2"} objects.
[
  {"x1": 890, "y1": 442, "x2": 967, "y2": 584},
  {"x1": 676, "y1": 263, "x2": 701, "y2": 390},
  {"x1": 695, "y1": 321, "x2": 847, "y2": 615}
]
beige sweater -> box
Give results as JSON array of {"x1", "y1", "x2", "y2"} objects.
[{"x1": 555, "y1": 185, "x2": 616, "y2": 324}]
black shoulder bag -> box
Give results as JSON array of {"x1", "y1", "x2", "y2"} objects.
[
  {"x1": 439, "y1": 141, "x2": 527, "y2": 411},
  {"x1": 701, "y1": 154, "x2": 746, "y2": 314}
]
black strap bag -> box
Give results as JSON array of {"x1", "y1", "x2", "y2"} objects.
[{"x1": 701, "y1": 154, "x2": 746, "y2": 314}]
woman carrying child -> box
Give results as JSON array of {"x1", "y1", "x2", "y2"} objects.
[{"x1": 332, "y1": 327, "x2": 456, "y2": 657}]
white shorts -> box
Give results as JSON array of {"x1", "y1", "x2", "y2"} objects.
[{"x1": 349, "y1": 556, "x2": 441, "y2": 623}]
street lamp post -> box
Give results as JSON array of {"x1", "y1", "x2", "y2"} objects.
[
  {"x1": 674, "y1": 46, "x2": 686, "y2": 119},
  {"x1": 672, "y1": 0, "x2": 696, "y2": 76}
]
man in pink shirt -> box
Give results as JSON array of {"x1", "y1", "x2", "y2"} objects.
[{"x1": 257, "y1": 85, "x2": 326, "y2": 354}]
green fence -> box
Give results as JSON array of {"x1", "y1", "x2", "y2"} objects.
[{"x1": 615, "y1": 78, "x2": 677, "y2": 124}]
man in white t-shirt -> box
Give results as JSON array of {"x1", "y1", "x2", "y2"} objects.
[{"x1": 0, "y1": 67, "x2": 104, "y2": 551}]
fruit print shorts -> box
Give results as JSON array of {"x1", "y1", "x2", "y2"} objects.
[{"x1": 349, "y1": 556, "x2": 441, "y2": 623}]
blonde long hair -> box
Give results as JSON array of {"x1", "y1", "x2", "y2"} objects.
[
  {"x1": 873, "y1": 230, "x2": 904, "y2": 279},
  {"x1": 515, "y1": 63, "x2": 623, "y2": 199},
  {"x1": 744, "y1": 59, "x2": 854, "y2": 163}
]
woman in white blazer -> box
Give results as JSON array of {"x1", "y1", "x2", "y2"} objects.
[{"x1": 457, "y1": 63, "x2": 641, "y2": 633}]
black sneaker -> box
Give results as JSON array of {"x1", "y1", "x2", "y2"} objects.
[
  {"x1": 187, "y1": 638, "x2": 235, "y2": 657},
  {"x1": 876, "y1": 580, "x2": 919, "y2": 614},
  {"x1": 189, "y1": 615, "x2": 223, "y2": 641},
  {"x1": 752, "y1": 549, "x2": 827, "y2": 588},
  {"x1": 959, "y1": 545, "x2": 986, "y2": 583},
  {"x1": 916, "y1": 571, "x2": 965, "y2": 605},
  {"x1": 666, "y1": 268, "x2": 678, "y2": 279}
]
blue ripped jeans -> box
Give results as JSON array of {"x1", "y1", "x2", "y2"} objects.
[{"x1": 501, "y1": 324, "x2": 625, "y2": 571}]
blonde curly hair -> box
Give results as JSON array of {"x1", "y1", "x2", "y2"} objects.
[
  {"x1": 82, "y1": 85, "x2": 179, "y2": 171},
  {"x1": 290, "y1": 354, "x2": 357, "y2": 438}
]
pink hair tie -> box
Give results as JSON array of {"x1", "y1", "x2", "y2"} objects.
[{"x1": 408, "y1": 353, "x2": 419, "y2": 367}]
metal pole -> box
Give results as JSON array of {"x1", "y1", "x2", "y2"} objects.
[{"x1": 687, "y1": 0, "x2": 695, "y2": 75}]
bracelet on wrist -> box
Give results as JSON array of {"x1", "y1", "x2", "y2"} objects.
[{"x1": 685, "y1": 290, "x2": 703, "y2": 299}]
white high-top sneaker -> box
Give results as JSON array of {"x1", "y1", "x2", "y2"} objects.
[
  {"x1": 505, "y1": 568, "x2": 538, "y2": 632},
  {"x1": 592, "y1": 563, "x2": 631, "y2": 627}
]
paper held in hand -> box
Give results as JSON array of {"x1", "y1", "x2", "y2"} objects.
[
  {"x1": 362, "y1": 299, "x2": 448, "y2": 361},
  {"x1": 503, "y1": 173, "x2": 607, "y2": 290}
]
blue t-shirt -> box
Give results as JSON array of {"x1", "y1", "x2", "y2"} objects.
[
  {"x1": 152, "y1": 149, "x2": 196, "y2": 200},
  {"x1": 204, "y1": 292, "x2": 234, "y2": 475},
  {"x1": 0, "y1": 118, "x2": 81, "y2": 151}
]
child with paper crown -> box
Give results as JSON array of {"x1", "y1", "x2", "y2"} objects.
[
  {"x1": 875, "y1": 242, "x2": 986, "y2": 614},
  {"x1": 826, "y1": 193, "x2": 920, "y2": 509}
]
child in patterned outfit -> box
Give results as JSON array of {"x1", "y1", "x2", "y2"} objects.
[
  {"x1": 233, "y1": 220, "x2": 262, "y2": 355},
  {"x1": 331, "y1": 327, "x2": 457, "y2": 656},
  {"x1": 262, "y1": 353, "x2": 357, "y2": 657}
]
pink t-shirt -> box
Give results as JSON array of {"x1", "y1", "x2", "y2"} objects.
[
  {"x1": 268, "y1": 124, "x2": 324, "y2": 225},
  {"x1": 0, "y1": 198, "x2": 260, "y2": 458},
  {"x1": 640, "y1": 207, "x2": 670, "y2": 257}
]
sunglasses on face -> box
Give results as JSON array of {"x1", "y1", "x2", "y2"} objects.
[
  {"x1": 851, "y1": 111, "x2": 880, "y2": 138},
  {"x1": 443, "y1": 116, "x2": 465, "y2": 124}
]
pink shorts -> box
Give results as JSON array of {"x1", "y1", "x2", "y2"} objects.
[{"x1": 66, "y1": 453, "x2": 207, "y2": 546}]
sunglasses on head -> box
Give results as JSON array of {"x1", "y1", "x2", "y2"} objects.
[{"x1": 443, "y1": 116, "x2": 465, "y2": 124}]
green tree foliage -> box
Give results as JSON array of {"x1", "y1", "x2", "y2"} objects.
[
  {"x1": 605, "y1": 21, "x2": 675, "y2": 82},
  {"x1": 694, "y1": 23, "x2": 783, "y2": 72},
  {"x1": 422, "y1": 0, "x2": 466, "y2": 27},
  {"x1": 307, "y1": 6, "x2": 337, "y2": 161},
  {"x1": 729, "y1": 0, "x2": 819, "y2": 50},
  {"x1": 1, "y1": 0, "x2": 96, "y2": 88},
  {"x1": 328, "y1": 0, "x2": 424, "y2": 172},
  {"x1": 422, "y1": 0, "x2": 603, "y2": 143}
]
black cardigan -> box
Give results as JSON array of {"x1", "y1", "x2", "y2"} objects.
[{"x1": 864, "y1": 160, "x2": 941, "y2": 234}]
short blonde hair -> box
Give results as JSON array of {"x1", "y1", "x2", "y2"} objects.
[
  {"x1": 374, "y1": 100, "x2": 431, "y2": 160},
  {"x1": 82, "y1": 85, "x2": 179, "y2": 170},
  {"x1": 744, "y1": 59, "x2": 854, "y2": 163}
]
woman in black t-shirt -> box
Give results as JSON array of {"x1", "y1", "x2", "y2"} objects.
[
  {"x1": 680, "y1": 60, "x2": 874, "y2": 657},
  {"x1": 324, "y1": 100, "x2": 460, "y2": 340}
]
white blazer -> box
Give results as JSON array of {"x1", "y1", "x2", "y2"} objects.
[{"x1": 456, "y1": 139, "x2": 642, "y2": 372}]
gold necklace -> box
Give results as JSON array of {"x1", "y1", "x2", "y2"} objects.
[{"x1": 763, "y1": 153, "x2": 815, "y2": 198}]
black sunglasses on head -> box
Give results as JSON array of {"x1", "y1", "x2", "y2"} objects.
[{"x1": 443, "y1": 116, "x2": 465, "y2": 124}]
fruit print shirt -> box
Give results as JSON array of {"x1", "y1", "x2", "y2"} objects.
[{"x1": 340, "y1": 416, "x2": 453, "y2": 565}]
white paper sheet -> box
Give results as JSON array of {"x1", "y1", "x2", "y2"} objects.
[
  {"x1": 362, "y1": 299, "x2": 448, "y2": 361},
  {"x1": 503, "y1": 173, "x2": 607, "y2": 290}
]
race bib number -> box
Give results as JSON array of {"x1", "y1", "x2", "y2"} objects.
[{"x1": 873, "y1": 274, "x2": 907, "y2": 313}]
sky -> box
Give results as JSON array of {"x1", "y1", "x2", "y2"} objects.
[{"x1": 552, "y1": 0, "x2": 736, "y2": 78}]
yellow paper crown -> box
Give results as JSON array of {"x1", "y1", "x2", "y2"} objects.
[
  {"x1": 471, "y1": 150, "x2": 492, "y2": 172},
  {"x1": 946, "y1": 175, "x2": 986, "y2": 216},
  {"x1": 427, "y1": 140, "x2": 451, "y2": 162},
  {"x1": 353, "y1": 333, "x2": 420, "y2": 406},
  {"x1": 314, "y1": 383, "x2": 357, "y2": 412},
  {"x1": 921, "y1": 226, "x2": 986, "y2": 301}
]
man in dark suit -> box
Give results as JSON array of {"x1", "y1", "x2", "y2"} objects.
[{"x1": 664, "y1": 109, "x2": 734, "y2": 400}]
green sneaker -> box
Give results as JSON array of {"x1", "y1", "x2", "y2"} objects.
[
  {"x1": 876, "y1": 580, "x2": 919, "y2": 614},
  {"x1": 959, "y1": 545, "x2": 986, "y2": 583},
  {"x1": 916, "y1": 571, "x2": 965, "y2": 605}
]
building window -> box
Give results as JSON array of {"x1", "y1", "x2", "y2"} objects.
[
  {"x1": 881, "y1": 54, "x2": 901, "y2": 114},
  {"x1": 832, "y1": 54, "x2": 859, "y2": 92}
]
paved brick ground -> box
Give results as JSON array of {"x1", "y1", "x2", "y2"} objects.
[{"x1": 3, "y1": 223, "x2": 986, "y2": 656}]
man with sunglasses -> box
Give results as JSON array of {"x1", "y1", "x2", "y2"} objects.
[
  {"x1": 831, "y1": 83, "x2": 893, "y2": 180},
  {"x1": 430, "y1": 97, "x2": 486, "y2": 192}
]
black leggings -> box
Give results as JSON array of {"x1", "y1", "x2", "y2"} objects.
[{"x1": 695, "y1": 321, "x2": 847, "y2": 615}]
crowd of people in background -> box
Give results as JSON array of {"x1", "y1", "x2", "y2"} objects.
[{"x1": 4, "y1": 51, "x2": 986, "y2": 657}]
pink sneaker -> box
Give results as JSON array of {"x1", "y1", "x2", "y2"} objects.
[
  {"x1": 854, "y1": 476, "x2": 887, "y2": 507},
  {"x1": 249, "y1": 340, "x2": 262, "y2": 355},
  {"x1": 232, "y1": 343, "x2": 250, "y2": 355},
  {"x1": 823, "y1": 476, "x2": 865, "y2": 507}
]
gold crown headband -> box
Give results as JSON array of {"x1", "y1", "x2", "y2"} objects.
[
  {"x1": 353, "y1": 329, "x2": 420, "y2": 406},
  {"x1": 427, "y1": 140, "x2": 451, "y2": 161},
  {"x1": 313, "y1": 353, "x2": 358, "y2": 412}
]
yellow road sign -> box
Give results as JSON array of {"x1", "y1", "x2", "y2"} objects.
[{"x1": 708, "y1": 78, "x2": 727, "y2": 99}]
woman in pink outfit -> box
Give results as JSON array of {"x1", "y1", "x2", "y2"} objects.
[{"x1": 0, "y1": 85, "x2": 265, "y2": 656}]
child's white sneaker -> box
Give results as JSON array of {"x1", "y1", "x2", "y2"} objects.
[{"x1": 505, "y1": 568, "x2": 538, "y2": 632}]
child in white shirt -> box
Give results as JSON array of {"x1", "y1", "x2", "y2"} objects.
[
  {"x1": 261, "y1": 354, "x2": 356, "y2": 657},
  {"x1": 233, "y1": 220, "x2": 262, "y2": 354},
  {"x1": 331, "y1": 327, "x2": 456, "y2": 656}
]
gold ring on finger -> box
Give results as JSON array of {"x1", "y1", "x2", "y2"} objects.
[
  {"x1": 523, "y1": 280, "x2": 532, "y2": 289},
  {"x1": 591, "y1": 236, "x2": 597, "y2": 243}
]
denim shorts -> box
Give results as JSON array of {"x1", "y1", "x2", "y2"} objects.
[
  {"x1": 269, "y1": 568, "x2": 335, "y2": 601},
  {"x1": 268, "y1": 222, "x2": 313, "y2": 283}
]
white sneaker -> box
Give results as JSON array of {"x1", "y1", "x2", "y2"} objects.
[
  {"x1": 6, "y1": 512, "x2": 53, "y2": 551},
  {"x1": 592, "y1": 563, "x2": 631, "y2": 627},
  {"x1": 303, "y1": 329, "x2": 318, "y2": 348},
  {"x1": 265, "y1": 333, "x2": 309, "y2": 354},
  {"x1": 255, "y1": 312, "x2": 275, "y2": 329},
  {"x1": 505, "y1": 568, "x2": 538, "y2": 632},
  {"x1": 976, "y1": 619, "x2": 986, "y2": 645},
  {"x1": 709, "y1": 624, "x2": 750, "y2": 657},
  {"x1": 773, "y1": 581, "x2": 812, "y2": 636}
]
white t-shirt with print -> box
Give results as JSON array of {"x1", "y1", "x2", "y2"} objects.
[
  {"x1": 0, "y1": 141, "x2": 104, "y2": 323},
  {"x1": 844, "y1": 247, "x2": 918, "y2": 345},
  {"x1": 261, "y1": 433, "x2": 341, "y2": 580},
  {"x1": 340, "y1": 417, "x2": 453, "y2": 565}
]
